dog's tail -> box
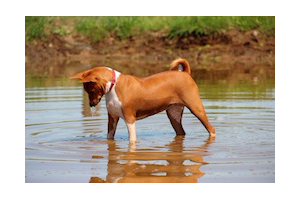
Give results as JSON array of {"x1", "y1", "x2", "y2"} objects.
[{"x1": 169, "y1": 58, "x2": 191, "y2": 74}]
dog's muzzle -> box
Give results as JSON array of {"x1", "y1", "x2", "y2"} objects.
[
  {"x1": 89, "y1": 98, "x2": 101, "y2": 107},
  {"x1": 89, "y1": 103, "x2": 95, "y2": 107}
]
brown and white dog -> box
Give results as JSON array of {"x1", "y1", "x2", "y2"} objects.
[{"x1": 70, "y1": 58, "x2": 215, "y2": 142}]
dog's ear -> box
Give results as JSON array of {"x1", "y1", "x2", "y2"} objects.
[
  {"x1": 69, "y1": 71, "x2": 85, "y2": 80},
  {"x1": 70, "y1": 71, "x2": 98, "y2": 83},
  {"x1": 80, "y1": 76, "x2": 97, "y2": 83}
]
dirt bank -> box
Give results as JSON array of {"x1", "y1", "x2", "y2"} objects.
[{"x1": 25, "y1": 30, "x2": 275, "y2": 80}]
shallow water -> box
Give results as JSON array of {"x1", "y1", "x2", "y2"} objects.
[{"x1": 25, "y1": 74, "x2": 275, "y2": 183}]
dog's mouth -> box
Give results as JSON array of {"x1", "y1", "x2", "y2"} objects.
[
  {"x1": 89, "y1": 98, "x2": 101, "y2": 107},
  {"x1": 89, "y1": 103, "x2": 96, "y2": 107}
]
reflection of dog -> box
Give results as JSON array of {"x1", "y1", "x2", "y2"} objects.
[
  {"x1": 70, "y1": 58, "x2": 215, "y2": 142},
  {"x1": 89, "y1": 135, "x2": 215, "y2": 183}
]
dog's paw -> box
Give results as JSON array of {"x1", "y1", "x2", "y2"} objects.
[
  {"x1": 209, "y1": 132, "x2": 216, "y2": 137},
  {"x1": 209, "y1": 127, "x2": 216, "y2": 137}
]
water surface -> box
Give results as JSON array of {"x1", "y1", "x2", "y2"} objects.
[{"x1": 25, "y1": 66, "x2": 275, "y2": 183}]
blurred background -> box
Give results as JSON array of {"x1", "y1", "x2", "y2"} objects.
[{"x1": 25, "y1": 16, "x2": 275, "y2": 87}]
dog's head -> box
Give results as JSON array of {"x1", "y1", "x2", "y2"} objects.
[{"x1": 70, "y1": 67, "x2": 112, "y2": 107}]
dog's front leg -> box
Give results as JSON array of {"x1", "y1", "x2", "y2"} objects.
[
  {"x1": 123, "y1": 112, "x2": 137, "y2": 142},
  {"x1": 125, "y1": 122, "x2": 136, "y2": 142},
  {"x1": 107, "y1": 113, "x2": 119, "y2": 140}
]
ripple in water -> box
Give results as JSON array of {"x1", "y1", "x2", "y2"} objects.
[{"x1": 25, "y1": 82, "x2": 275, "y2": 183}]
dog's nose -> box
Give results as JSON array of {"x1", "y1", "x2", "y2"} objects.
[{"x1": 89, "y1": 103, "x2": 95, "y2": 107}]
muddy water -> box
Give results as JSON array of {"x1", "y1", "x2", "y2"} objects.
[{"x1": 25, "y1": 66, "x2": 275, "y2": 183}]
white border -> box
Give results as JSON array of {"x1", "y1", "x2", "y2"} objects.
[{"x1": 3, "y1": 0, "x2": 300, "y2": 199}]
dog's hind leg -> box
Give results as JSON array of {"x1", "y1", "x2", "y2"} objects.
[
  {"x1": 107, "y1": 113, "x2": 119, "y2": 139},
  {"x1": 167, "y1": 104, "x2": 186, "y2": 135},
  {"x1": 182, "y1": 87, "x2": 216, "y2": 136}
]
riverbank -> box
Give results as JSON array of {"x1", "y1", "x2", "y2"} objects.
[{"x1": 25, "y1": 16, "x2": 275, "y2": 81}]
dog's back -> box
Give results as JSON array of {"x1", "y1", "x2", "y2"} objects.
[{"x1": 115, "y1": 59, "x2": 197, "y2": 119}]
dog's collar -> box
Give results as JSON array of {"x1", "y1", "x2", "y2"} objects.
[{"x1": 107, "y1": 70, "x2": 116, "y2": 93}]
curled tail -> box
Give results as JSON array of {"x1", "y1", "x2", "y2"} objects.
[{"x1": 169, "y1": 58, "x2": 191, "y2": 74}]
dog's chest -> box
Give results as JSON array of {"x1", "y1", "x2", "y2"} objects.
[{"x1": 105, "y1": 88, "x2": 123, "y2": 118}]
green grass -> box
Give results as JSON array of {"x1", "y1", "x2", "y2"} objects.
[
  {"x1": 74, "y1": 16, "x2": 144, "y2": 41},
  {"x1": 232, "y1": 16, "x2": 275, "y2": 34},
  {"x1": 25, "y1": 16, "x2": 50, "y2": 41},
  {"x1": 167, "y1": 16, "x2": 275, "y2": 38},
  {"x1": 25, "y1": 16, "x2": 275, "y2": 43}
]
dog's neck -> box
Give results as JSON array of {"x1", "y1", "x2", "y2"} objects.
[{"x1": 104, "y1": 68, "x2": 121, "y2": 94}]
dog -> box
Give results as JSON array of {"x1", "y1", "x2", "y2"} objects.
[{"x1": 70, "y1": 58, "x2": 215, "y2": 142}]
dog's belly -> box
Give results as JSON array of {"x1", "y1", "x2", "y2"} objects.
[{"x1": 136, "y1": 105, "x2": 169, "y2": 120}]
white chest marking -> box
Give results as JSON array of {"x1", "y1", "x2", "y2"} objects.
[{"x1": 105, "y1": 71, "x2": 124, "y2": 118}]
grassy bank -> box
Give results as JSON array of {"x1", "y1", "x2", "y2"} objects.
[{"x1": 25, "y1": 16, "x2": 275, "y2": 43}]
